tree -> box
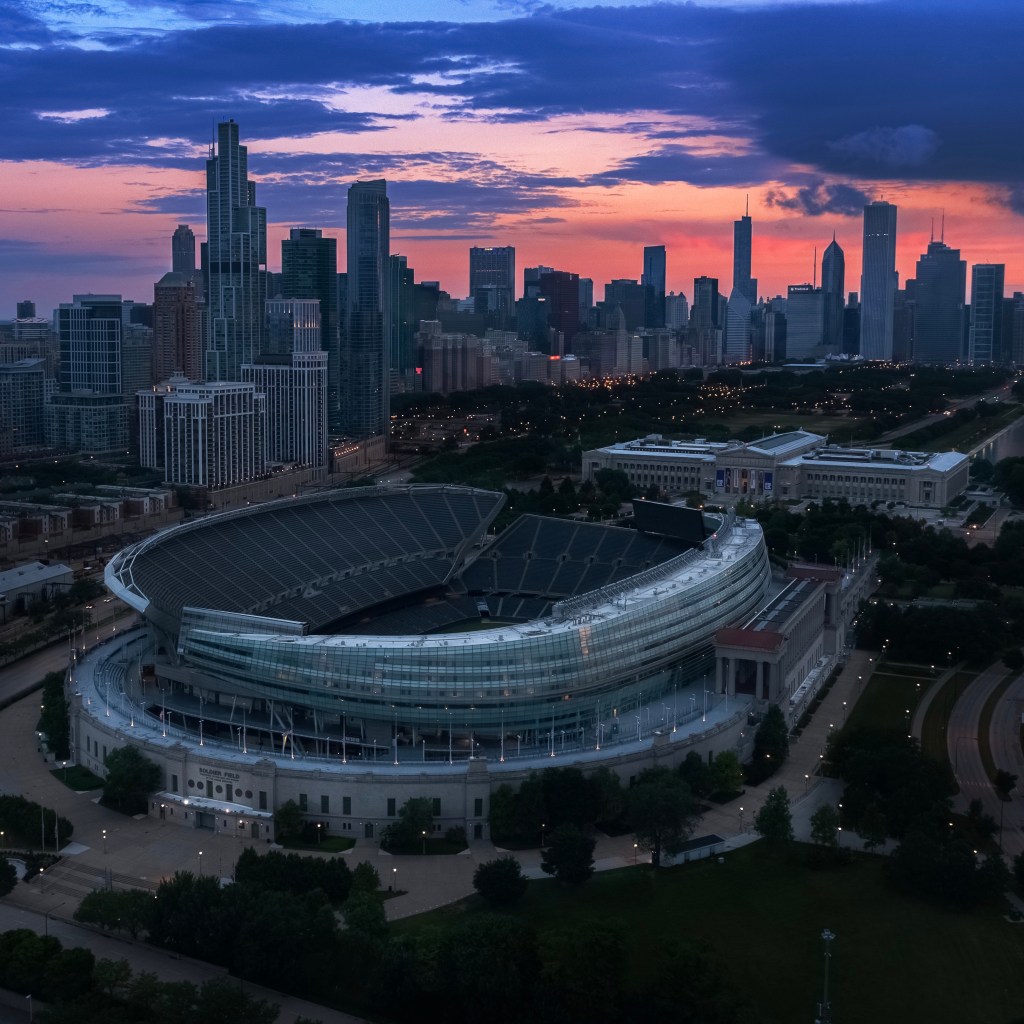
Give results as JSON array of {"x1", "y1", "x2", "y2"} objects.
[
  {"x1": 274, "y1": 799, "x2": 303, "y2": 839},
  {"x1": 1014, "y1": 852, "x2": 1024, "y2": 890},
  {"x1": 102, "y1": 745, "x2": 161, "y2": 814},
  {"x1": 857, "y1": 803, "x2": 888, "y2": 851},
  {"x1": 382, "y1": 796, "x2": 434, "y2": 851},
  {"x1": 0, "y1": 857, "x2": 15, "y2": 899},
  {"x1": 810, "y1": 804, "x2": 840, "y2": 848},
  {"x1": 750, "y1": 705, "x2": 789, "y2": 782},
  {"x1": 342, "y1": 889, "x2": 388, "y2": 940},
  {"x1": 678, "y1": 751, "x2": 713, "y2": 798},
  {"x1": 539, "y1": 921, "x2": 625, "y2": 1024},
  {"x1": 540, "y1": 824, "x2": 595, "y2": 885},
  {"x1": 351, "y1": 860, "x2": 380, "y2": 892},
  {"x1": 37, "y1": 671, "x2": 70, "y2": 761},
  {"x1": 709, "y1": 751, "x2": 744, "y2": 797},
  {"x1": 473, "y1": 856, "x2": 529, "y2": 908},
  {"x1": 754, "y1": 786, "x2": 794, "y2": 846},
  {"x1": 626, "y1": 766, "x2": 702, "y2": 867},
  {"x1": 994, "y1": 769, "x2": 1018, "y2": 800}
]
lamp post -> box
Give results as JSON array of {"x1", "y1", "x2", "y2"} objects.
[
  {"x1": 101, "y1": 829, "x2": 107, "y2": 854},
  {"x1": 818, "y1": 929, "x2": 836, "y2": 1024},
  {"x1": 633, "y1": 842, "x2": 638, "y2": 865},
  {"x1": 316, "y1": 823, "x2": 322, "y2": 845},
  {"x1": 540, "y1": 822, "x2": 546, "y2": 848},
  {"x1": 421, "y1": 829, "x2": 427, "y2": 856},
  {"x1": 198, "y1": 850, "x2": 203, "y2": 876},
  {"x1": 738, "y1": 806, "x2": 745, "y2": 832}
]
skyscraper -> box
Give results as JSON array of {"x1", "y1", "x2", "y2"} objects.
[
  {"x1": 913, "y1": 240, "x2": 966, "y2": 364},
  {"x1": 282, "y1": 228, "x2": 339, "y2": 414},
  {"x1": 732, "y1": 206, "x2": 757, "y2": 305},
  {"x1": 342, "y1": 179, "x2": 390, "y2": 439},
  {"x1": 821, "y1": 236, "x2": 845, "y2": 353},
  {"x1": 538, "y1": 271, "x2": 581, "y2": 350},
  {"x1": 469, "y1": 246, "x2": 515, "y2": 322},
  {"x1": 860, "y1": 201, "x2": 898, "y2": 360},
  {"x1": 786, "y1": 284, "x2": 825, "y2": 360},
  {"x1": 642, "y1": 245, "x2": 666, "y2": 327},
  {"x1": 15, "y1": 300, "x2": 35, "y2": 319},
  {"x1": 153, "y1": 272, "x2": 202, "y2": 382},
  {"x1": 172, "y1": 224, "x2": 196, "y2": 275},
  {"x1": 205, "y1": 120, "x2": 267, "y2": 382},
  {"x1": 968, "y1": 264, "x2": 1005, "y2": 365}
]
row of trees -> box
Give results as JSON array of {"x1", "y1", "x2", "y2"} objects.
[
  {"x1": 36, "y1": 670, "x2": 70, "y2": 760},
  {"x1": 0, "y1": 793, "x2": 73, "y2": 849},
  {"x1": 0, "y1": 928, "x2": 280, "y2": 1024}
]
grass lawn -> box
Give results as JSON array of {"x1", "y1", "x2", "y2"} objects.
[
  {"x1": 845, "y1": 670, "x2": 931, "y2": 734},
  {"x1": 394, "y1": 844, "x2": 1024, "y2": 1024},
  {"x1": 50, "y1": 764, "x2": 103, "y2": 791},
  {"x1": 278, "y1": 835, "x2": 356, "y2": 853}
]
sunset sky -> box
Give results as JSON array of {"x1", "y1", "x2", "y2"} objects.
[{"x1": 2, "y1": 0, "x2": 1022, "y2": 316}]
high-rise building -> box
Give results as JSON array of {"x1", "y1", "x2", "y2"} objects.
[
  {"x1": 172, "y1": 224, "x2": 196, "y2": 276},
  {"x1": 733, "y1": 208, "x2": 757, "y2": 306},
  {"x1": 912, "y1": 240, "x2": 966, "y2": 364},
  {"x1": 820, "y1": 237, "x2": 845, "y2": 353},
  {"x1": 724, "y1": 290, "x2": 752, "y2": 363},
  {"x1": 153, "y1": 272, "x2": 202, "y2": 382},
  {"x1": 242, "y1": 300, "x2": 327, "y2": 470},
  {"x1": 538, "y1": 271, "x2": 581, "y2": 349},
  {"x1": 785, "y1": 284, "x2": 826, "y2": 360},
  {"x1": 469, "y1": 246, "x2": 515, "y2": 323},
  {"x1": 665, "y1": 292, "x2": 689, "y2": 330},
  {"x1": 388, "y1": 254, "x2": 417, "y2": 388},
  {"x1": 205, "y1": 120, "x2": 267, "y2": 382},
  {"x1": 342, "y1": 179, "x2": 390, "y2": 439},
  {"x1": 860, "y1": 201, "x2": 898, "y2": 360},
  {"x1": 282, "y1": 228, "x2": 339, "y2": 415},
  {"x1": 0, "y1": 358, "x2": 46, "y2": 452},
  {"x1": 139, "y1": 378, "x2": 266, "y2": 487},
  {"x1": 16, "y1": 300, "x2": 35, "y2": 320},
  {"x1": 968, "y1": 264, "x2": 1005, "y2": 365},
  {"x1": 55, "y1": 293, "x2": 124, "y2": 394},
  {"x1": 603, "y1": 279, "x2": 649, "y2": 331},
  {"x1": 689, "y1": 277, "x2": 721, "y2": 365},
  {"x1": 642, "y1": 245, "x2": 666, "y2": 327}
]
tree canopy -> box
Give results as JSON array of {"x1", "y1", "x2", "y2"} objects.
[{"x1": 627, "y1": 766, "x2": 702, "y2": 867}]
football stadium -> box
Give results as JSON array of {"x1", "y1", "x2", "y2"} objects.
[{"x1": 72, "y1": 485, "x2": 774, "y2": 839}]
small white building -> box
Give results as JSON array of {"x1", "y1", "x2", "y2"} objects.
[{"x1": 0, "y1": 560, "x2": 74, "y2": 616}]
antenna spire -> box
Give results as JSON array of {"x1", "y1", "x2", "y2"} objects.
[{"x1": 745, "y1": 193, "x2": 749, "y2": 217}]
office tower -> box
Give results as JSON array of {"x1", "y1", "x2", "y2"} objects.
[
  {"x1": 785, "y1": 284, "x2": 825, "y2": 359},
  {"x1": 172, "y1": 224, "x2": 196, "y2": 275},
  {"x1": 969, "y1": 264, "x2": 1005, "y2": 365},
  {"x1": 153, "y1": 272, "x2": 202, "y2": 382},
  {"x1": 733, "y1": 207, "x2": 757, "y2": 306},
  {"x1": 48, "y1": 294, "x2": 132, "y2": 453},
  {"x1": 0, "y1": 358, "x2": 46, "y2": 452},
  {"x1": 469, "y1": 246, "x2": 515, "y2": 323},
  {"x1": 603, "y1": 279, "x2": 648, "y2": 331},
  {"x1": 578, "y1": 278, "x2": 594, "y2": 321},
  {"x1": 205, "y1": 120, "x2": 267, "y2": 382},
  {"x1": 820, "y1": 237, "x2": 845, "y2": 353},
  {"x1": 912, "y1": 240, "x2": 966, "y2": 364},
  {"x1": 282, "y1": 227, "x2": 339, "y2": 415},
  {"x1": 388, "y1": 254, "x2": 419, "y2": 388},
  {"x1": 523, "y1": 266, "x2": 554, "y2": 299},
  {"x1": 242, "y1": 300, "x2": 327, "y2": 470},
  {"x1": 691, "y1": 277, "x2": 719, "y2": 330},
  {"x1": 843, "y1": 292, "x2": 860, "y2": 355},
  {"x1": 892, "y1": 285, "x2": 916, "y2": 362},
  {"x1": 860, "y1": 201, "x2": 898, "y2": 360},
  {"x1": 665, "y1": 292, "x2": 689, "y2": 330},
  {"x1": 1010, "y1": 293, "x2": 1024, "y2": 365},
  {"x1": 538, "y1": 271, "x2": 581, "y2": 349},
  {"x1": 16, "y1": 300, "x2": 35, "y2": 319},
  {"x1": 642, "y1": 245, "x2": 666, "y2": 327},
  {"x1": 139, "y1": 378, "x2": 266, "y2": 486},
  {"x1": 342, "y1": 179, "x2": 390, "y2": 439}
]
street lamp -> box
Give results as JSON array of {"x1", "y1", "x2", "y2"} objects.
[
  {"x1": 101, "y1": 829, "x2": 107, "y2": 854},
  {"x1": 421, "y1": 829, "x2": 427, "y2": 856},
  {"x1": 198, "y1": 850, "x2": 203, "y2": 876},
  {"x1": 818, "y1": 929, "x2": 836, "y2": 1024},
  {"x1": 540, "y1": 822, "x2": 546, "y2": 848},
  {"x1": 633, "y1": 842, "x2": 638, "y2": 865},
  {"x1": 739, "y1": 806, "x2": 745, "y2": 832},
  {"x1": 316, "y1": 823, "x2": 322, "y2": 845}
]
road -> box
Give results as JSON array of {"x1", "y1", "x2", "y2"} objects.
[
  {"x1": 947, "y1": 663, "x2": 1024, "y2": 860},
  {"x1": 874, "y1": 379, "x2": 1013, "y2": 445}
]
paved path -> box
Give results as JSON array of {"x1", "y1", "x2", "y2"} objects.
[{"x1": 947, "y1": 663, "x2": 1024, "y2": 860}]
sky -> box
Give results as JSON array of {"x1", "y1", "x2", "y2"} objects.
[{"x1": 2, "y1": 0, "x2": 1022, "y2": 317}]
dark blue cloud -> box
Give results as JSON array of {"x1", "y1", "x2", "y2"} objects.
[
  {"x1": 0, "y1": 1, "x2": 1021, "y2": 199},
  {"x1": 764, "y1": 181, "x2": 873, "y2": 217}
]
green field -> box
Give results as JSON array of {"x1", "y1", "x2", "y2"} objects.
[
  {"x1": 844, "y1": 668, "x2": 932, "y2": 734},
  {"x1": 394, "y1": 844, "x2": 1024, "y2": 1024}
]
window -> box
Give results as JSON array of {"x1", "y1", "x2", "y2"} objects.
[
  {"x1": 342, "y1": 796, "x2": 351, "y2": 815},
  {"x1": 321, "y1": 795, "x2": 329, "y2": 814},
  {"x1": 387, "y1": 797, "x2": 396, "y2": 817},
  {"x1": 259, "y1": 791, "x2": 267, "y2": 810},
  {"x1": 474, "y1": 797, "x2": 484, "y2": 817},
  {"x1": 299, "y1": 793, "x2": 308, "y2": 811},
  {"x1": 432, "y1": 798, "x2": 441, "y2": 816},
  {"x1": 171, "y1": 774, "x2": 178, "y2": 793}
]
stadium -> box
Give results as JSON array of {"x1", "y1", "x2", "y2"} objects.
[{"x1": 71, "y1": 485, "x2": 774, "y2": 839}]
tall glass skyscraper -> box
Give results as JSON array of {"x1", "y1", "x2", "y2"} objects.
[
  {"x1": 913, "y1": 240, "x2": 966, "y2": 364},
  {"x1": 204, "y1": 120, "x2": 267, "y2": 382},
  {"x1": 342, "y1": 179, "x2": 390, "y2": 438},
  {"x1": 860, "y1": 201, "x2": 898, "y2": 360},
  {"x1": 732, "y1": 207, "x2": 757, "y2": 305},
  {"x1": 968, "y1": 264, "x2": 1005, "y2": 365},
  {"x1": 821, "y1": 236, "x2": 845, "y2": 353}
]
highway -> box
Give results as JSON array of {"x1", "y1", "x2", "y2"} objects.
[{"x1": 947, "y1": 662, "x2": 1024, "y2": 860}]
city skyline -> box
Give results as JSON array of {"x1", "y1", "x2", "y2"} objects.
[{"x1": 2, "y1": 0, "x2": 1022, "y2": 314}]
